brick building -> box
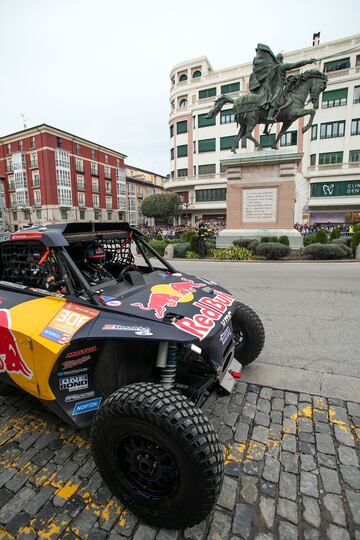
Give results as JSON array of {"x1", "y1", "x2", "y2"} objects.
[
  {"x1": 125, "y1": 165, "x2": 167, "y2": 226},
  {"x1": 0, "y1": 124, "x2": 128, "y2": 231}
]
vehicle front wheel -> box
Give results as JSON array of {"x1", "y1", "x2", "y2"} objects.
[
  {"x1": 232, "y1": 301, "x2": 265, "y2": 365},
  {"x1": 91, "y1": 383, "x2": 224, "y2": 529}
]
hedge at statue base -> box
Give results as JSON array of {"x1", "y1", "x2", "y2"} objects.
[
  {"x1": 255, "y1": 242, "x2": 291, "y2": 260},
  {"x1": 211, "y1": 246, "x2": 253, "y2": 261},
  {"x1": 303, "y1": 243, "x2": 348, "y2": 260},
  {"x1": 217, "y1": 228, "x2": 303, "y2": 249}
]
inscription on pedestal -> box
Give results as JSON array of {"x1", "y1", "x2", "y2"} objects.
[{"x1": 243, "y1": 188, "x2": 277, "y2": 222}]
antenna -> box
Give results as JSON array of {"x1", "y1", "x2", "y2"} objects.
[{"x1": 20, "y1": 113, "x2": 27, "y2": 129}]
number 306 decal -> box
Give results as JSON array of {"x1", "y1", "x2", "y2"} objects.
[{"x1": 41, "y1": 303, "x2": 99, "y2": 344}]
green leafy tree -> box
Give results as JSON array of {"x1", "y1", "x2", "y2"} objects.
[{"x1": 141, "y1": 193, "x2": 182, "y2": 224}]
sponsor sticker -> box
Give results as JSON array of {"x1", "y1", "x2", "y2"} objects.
[
  {"x1": 0, "y1": 309, "x2": 33, "y2": 379},
  {"x1": 57, "y1": 366, "x2": 88, "y2": 377},
  {"x1": 221, "y1": 311, "x2": 232, "y2": 327},
  {"x1": 59, "y1": 374, "x2": 88, "y2": 392},
  {"x1": 102, "y1": 324, "x2": 153, "y2": 336},
  {"x1": 29, "y1": 288, "x2": 64, "y2": 298},
  {"x1": 220, "y1": 326, "x2": 232, "y2": 345},
  {"x1": 65, "y1": 346, "x2": 97, "y2": 359},
  {"x1": 105, "y1": 300, "x2": 122, "y2": 307},
  {"x1": 195, "y1": 277, "x2": 216, "y2": 285},
  {"x1": 131, "y1": 279, "x2": 205, "y2": 319},
  {"x1": 65, "y1": 391, "x2": 95, "y2": 403},
  {"x1": 61, "y1": 354, "x2": 91, "y2": 370},
  {"x1": 72, "y1": 397, "x2": 102, "y2": 415},
  {"x1": 41, "y1": 303, "x2": 99, "y2": 344},
  {"x1": 173, "y1": 290, "x2": 235, "y2": 341},
  {"x1": 99, "y1": 295, "x2": 116, "y2": 303},
  {"x1": 12, "y1": 232, "x2": 43, "y2": 241}
]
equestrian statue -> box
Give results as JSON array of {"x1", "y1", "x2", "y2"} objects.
[{"x1": 206, "y1": 43, "x2": 328, "y2": 151}]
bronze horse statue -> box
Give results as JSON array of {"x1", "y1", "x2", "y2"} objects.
[{"x1": 206, "y1": 69, "x2": 328, "y2": 151}]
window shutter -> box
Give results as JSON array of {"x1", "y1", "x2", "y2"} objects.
[
  {"x1": 322, "y1": 88, "x2": 348, "y2": 101},
  {"x1": 220, "y1": 136, "x2": 237, "y2": 150},
  {"x1": 199, "y1": 87, "x2": 217, "y2": 99},
  {"x1": 198, "y1": 139, "x2": 216, "y2": 152},
  {"x1": 220, "y1": 82, "x2": 240, "y2": 94},
  {"x1": 198, "y1": 114, "x2": 216, "y2": 127},
  {"x1": 177, "y1": 145, "x2": 188, "y2": 158},
  {"x1": 260, "y1": 134, "x2": 276, "y2": 148},
  {"x1": 177, "y1": 121, "x2": 188, "y2": 134},
  {"x1": 324, "y1": 58, "x2": 350, "y2": 71}
]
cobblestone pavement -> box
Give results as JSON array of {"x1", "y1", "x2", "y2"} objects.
[{"x1": 0, "y1": 383, "x2": 359, "y2": 539}]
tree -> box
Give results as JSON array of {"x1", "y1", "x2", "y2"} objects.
[{"x1": 141, "y1": 193, "x2": 182, "y2": 224}]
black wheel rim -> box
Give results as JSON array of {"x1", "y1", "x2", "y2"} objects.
[
  {"x1": 233, "y1": 323, "x2": 245, "y2": 347},
  {"x1": 117, "y1": 433, "x2": 179, "y2": 500}
]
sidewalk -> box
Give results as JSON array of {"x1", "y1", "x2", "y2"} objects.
[{"x1": 0, "y1": 383, "x2": 359, "y2": 539}]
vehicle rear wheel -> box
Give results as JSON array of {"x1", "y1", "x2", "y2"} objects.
[
  {"x1": 91, "y1": 383, "x2": 224, "y2": 529},
  {"x1": 232, "y1": 301, "x2": 265, "y2": 365}
]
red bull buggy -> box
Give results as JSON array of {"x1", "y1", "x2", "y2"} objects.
[{"x1": 0, "y1": 222, "x2": 265, "y2": 529}]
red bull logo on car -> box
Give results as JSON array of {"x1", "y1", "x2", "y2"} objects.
[
  {"x1": 0, "y1": 309, "x2": 33, "y2": 379},
  {"x1": 131, "y1": 280, "x2": 204, "y2": 319},
  {"x1": 173, "y1": 290, "x2": 235, "y2": 341}
]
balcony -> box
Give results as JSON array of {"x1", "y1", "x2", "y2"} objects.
[
  {"x1": 104, "y1": 171, "x2": 112, "y2": 180},
  {"x1": 307, "y1": 161, "x2": 360, "y2": 176},
  {"x1": 29, "y1": 159, "x2": 38, "y2": 169},
  {"x1": 164, "y1": 172, "x2": 227, "y2": 190},
  {"x1": 78, "y1": 201, "x2": 86, "y2": 208},
  {"x1": 76, "y1": 164, "x2": 84, "y2": 173},
  {"x1": 91, "y1": 169, "x2": 99, "y2": 177}
]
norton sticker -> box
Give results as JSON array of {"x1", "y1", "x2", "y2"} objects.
[
  {"x1": 41, "y1": 302, "x2": 99, "y2": 344},
  {"x1": 131, "y1": 279, "x2": 205, "y2": 319},
  {"x1": 0, "y1": 309, "x2": 33, "y2": 379}
]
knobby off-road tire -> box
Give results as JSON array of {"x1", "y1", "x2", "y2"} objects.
[
  {"x1": 91, "y1": 383, "x2": 224, "y2": 529},
  {"x1": 232, "y1": 301, "x2": 265, "y2": 365}
]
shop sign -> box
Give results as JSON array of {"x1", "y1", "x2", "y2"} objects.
[{"x1": 311, "y1": 181, "x2": 360, "y2": 197}]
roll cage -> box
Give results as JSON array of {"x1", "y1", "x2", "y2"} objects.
[{"x1": 0, "y1": 226, "x2": 176, "y2": 307}]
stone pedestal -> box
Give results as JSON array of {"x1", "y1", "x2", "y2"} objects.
[{"x1": 218, "y1": 149, "x2": 304, "y2": 249}]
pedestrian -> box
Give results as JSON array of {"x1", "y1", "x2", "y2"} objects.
[{"x1": 198, "y1": 222, "x2": 210, "y2": 259}]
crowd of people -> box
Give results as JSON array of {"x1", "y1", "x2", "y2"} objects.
[
  {"x1": 293, "y1": 222, "x2": 355, "y2": 236},
  {"x1": 138, "y1": 222, "x2": 225, "y2": 240}
]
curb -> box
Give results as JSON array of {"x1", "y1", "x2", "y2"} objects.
[
  {"x1": 168, "y1": 258, "x2": 360, "y2": 264},
  {"x1": 241, "y1": 362, "x2": 360, "y2": 402}
]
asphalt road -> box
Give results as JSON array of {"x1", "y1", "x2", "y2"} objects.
[{"x1": 172, "y1": 260, "x2": 360, "y2": 382}]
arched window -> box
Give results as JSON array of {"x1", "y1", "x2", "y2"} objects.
[
  {"x1": 179, "y1": 73, "x2": 188, "y2": 82},
  {"x1": 179, "y1": 99, "x2": 188, "y2": 108},
  {"x1": 193, "y1": 70, "x2": 201, "y2": 78}
]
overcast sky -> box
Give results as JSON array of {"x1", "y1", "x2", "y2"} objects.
[{"x1": 1, "y1": 0, "x2": 359, "y2": 175}]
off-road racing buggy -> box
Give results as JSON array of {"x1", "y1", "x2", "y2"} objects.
[{"x1": 0, "y1": 223, "x2": 265, "y2": 529}]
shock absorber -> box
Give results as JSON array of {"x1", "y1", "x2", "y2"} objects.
[{"x1": 156, "y1": 342, "x2": 177, "y2": 388}]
